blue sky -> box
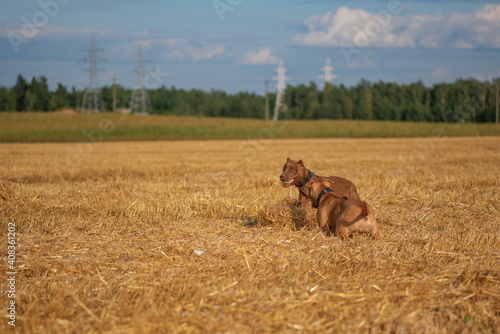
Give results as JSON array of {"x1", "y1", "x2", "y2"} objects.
[{"x1": 1, "y1": 0, "x2": 499, "y2": 95}]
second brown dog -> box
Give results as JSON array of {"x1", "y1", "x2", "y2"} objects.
[{"x1": 306, "y1": 179, "x2": 380, "y2": 240}]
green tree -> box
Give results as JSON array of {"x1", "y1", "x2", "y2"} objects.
[
  {"x1": 26, "y1": 76, "x2": 50, "y2": 111},
  {"x1": 49, "y1": 83, "x2": 69, "y2": 110},
  {"x1": 0, "y1": 86, "x2": 15, "y2": 111},
  {"x1": 14, "y1": 74, "x2": 28, "y2": 112},
  {"x1": 305, "y1": 82, "x2": 320, "y2": 119},
  {"x1": 353, "y1": 79, "x2": 372, "y2": 120},
  {"x1": 431, "y1": 83, "x2": 448, "y2": 122},
  {"x1": 319, "y1": 83, "x2": 334, "y2": 119},
  {"x1": 4, "y1": 72, "x2": 500, "y2": 123},
  {"x1": 341, "y1": 94, "x2": 354, "y2": 120},
  {"x1": 403, "y1": 81, "x2": 426, "y2": 121}
]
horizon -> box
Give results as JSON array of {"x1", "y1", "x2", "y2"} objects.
[{"x1": 6, "y1": 72, "x2": 500, "y2": 97}]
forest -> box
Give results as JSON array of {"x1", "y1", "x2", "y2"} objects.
[{"x1": 1, "y1": 74, "x2": 499, "y2": 123}]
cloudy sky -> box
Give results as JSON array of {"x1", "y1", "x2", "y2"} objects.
[{"x1": 1, "y1": 0, "x2": 499, "y2": 95}]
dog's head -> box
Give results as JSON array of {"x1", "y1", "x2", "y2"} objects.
[{"x1": 280, "y1": 157, "x2": 307, "y2": 188}]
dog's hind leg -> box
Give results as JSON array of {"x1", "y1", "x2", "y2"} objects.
[
  {"x1": 360, "y1": 204, "x2": 380, "y2": 239},
  {"x1": 335, "y1": 222, "x2": 351, "y2": 241},
  {"x1": 369, "y1": 222, "x2": 380, "y2": 239}
]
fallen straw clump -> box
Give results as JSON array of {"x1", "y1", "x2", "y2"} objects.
[{"x1": 257, "y1": 198, "x2": 317, "y2": 230}]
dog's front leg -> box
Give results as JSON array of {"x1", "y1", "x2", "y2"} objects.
[
  {"x1": 299, "y1": 192, "x2": 313, "y2": 209},
  {"x1": 316, "y1": 208, "x2": 332, "y2": 235}
]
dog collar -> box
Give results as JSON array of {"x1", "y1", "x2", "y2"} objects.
[
  {"x1": 296, "y1": 169, "x2": 313, "y2": 188},
  {"x1": 315, "y1": 187, "x2": 333, "y2": 208}
]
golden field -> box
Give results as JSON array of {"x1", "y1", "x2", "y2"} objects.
[{"x1": 0, "y1": 136, "x2": 499, "y2": 333}]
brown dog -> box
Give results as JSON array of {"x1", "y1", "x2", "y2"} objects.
[
  {"x1": 280, "y1": 158, "x2": 360, "y2": 209},
  {"x1": 307, "y1": 179, "x2": 380, "y2": 240}
]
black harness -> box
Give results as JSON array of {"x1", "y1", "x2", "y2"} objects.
[
  {"x1": 295, "y1": 169, "x2": 313, "y2": 188},
  {"x1": 315, "y1": 187, "x2": 333, "y2": 208}
]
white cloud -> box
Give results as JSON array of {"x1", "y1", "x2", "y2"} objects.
[
  {"x1": 430, "y1": 67, "x2": 450, "y2": 79},
  {"x1": 291, "y1": 4, "x2": 500, "y2": 49},
  {"x1": 238, "y1": 47, "x2": 278, "y2": 65},
  {"x1": 0, "y1": 22, "x2": 225, "y2": 62},
  {"x1": 164, "y1": 39, "x2": 225, "y2": 62},
  {"x1": 475, "y1": 3, "x2": 500, "y2": 22},
  {"x1": 0, "y1": 23, "x2": 111, "y2": 39},
  {"x1": 100, "y1": 37, "x2": 225, "y2": 63},
  {"x1": 346, "y1": 54, "x2": 377, "y2": 69},
  {"x1": 191, "y1": 44, "x2": 225, "y2": 62}
]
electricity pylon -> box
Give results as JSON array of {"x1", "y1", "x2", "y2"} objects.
[
  {"x1": 272, "y1": 59, "x2": 289, "y2": 121},
  {"x1": 265, "y1": 79, "x2": 269, "y2": 121},
  {"x1": 319, "y1": 57, "x2": 338, "y2": 88},
  {"x1": 81, "y1": 34, "x2": 105, "y2": 113},
  {"x1": 130, "y1": 44, "x2": 151, "y2": 115}
]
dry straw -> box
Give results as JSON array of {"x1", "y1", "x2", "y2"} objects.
[
  {"x1": 0, "y1": 179, "x2": 15, "y2": 201},
  {"x1": 0, "y1": 137, "x2": 499, "y2": 333}
]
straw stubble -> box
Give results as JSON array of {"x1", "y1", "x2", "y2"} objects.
[{"x1": 0, "y1": 137, "x2": 499, "y2": 333}]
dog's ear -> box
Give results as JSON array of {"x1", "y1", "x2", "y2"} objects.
[
  {"x1": 286, "y1": 157, "x2": 291, "y2": 162},
  {"x1": 298, "y1": 159, "x2": 304, "y2": 166}
]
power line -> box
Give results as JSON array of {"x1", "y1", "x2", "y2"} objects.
[
  {"x1": 272, "y1": 59, "x2": 289, "y2": 121},
  {"x1": 319, "y1": 57, "x2": 338, "y2": 87},
  {"x1": 130, "y1": 44, "x2": 151, "y2": 115},
  {"x1": 112, "y1": 74, "x2": 117, "y2": 113},
  {"x1": 81, "y1": 34, "x2": 105, "y2": 113},
  {"x1": 265, "y1": 79, "x2": 269, "y2": 121}
]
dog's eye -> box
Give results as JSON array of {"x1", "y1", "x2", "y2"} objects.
[{"x1": 291, "y1": 168, "x2": 295, "y2": 172}]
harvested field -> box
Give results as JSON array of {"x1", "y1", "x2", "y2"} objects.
[{"x1": 0, "y1": 137, "x2": 499, "y2": 333}]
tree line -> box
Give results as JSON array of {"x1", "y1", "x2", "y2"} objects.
[{"x1": 1, "y1": 74, "x2": 499, "y2": 123}]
